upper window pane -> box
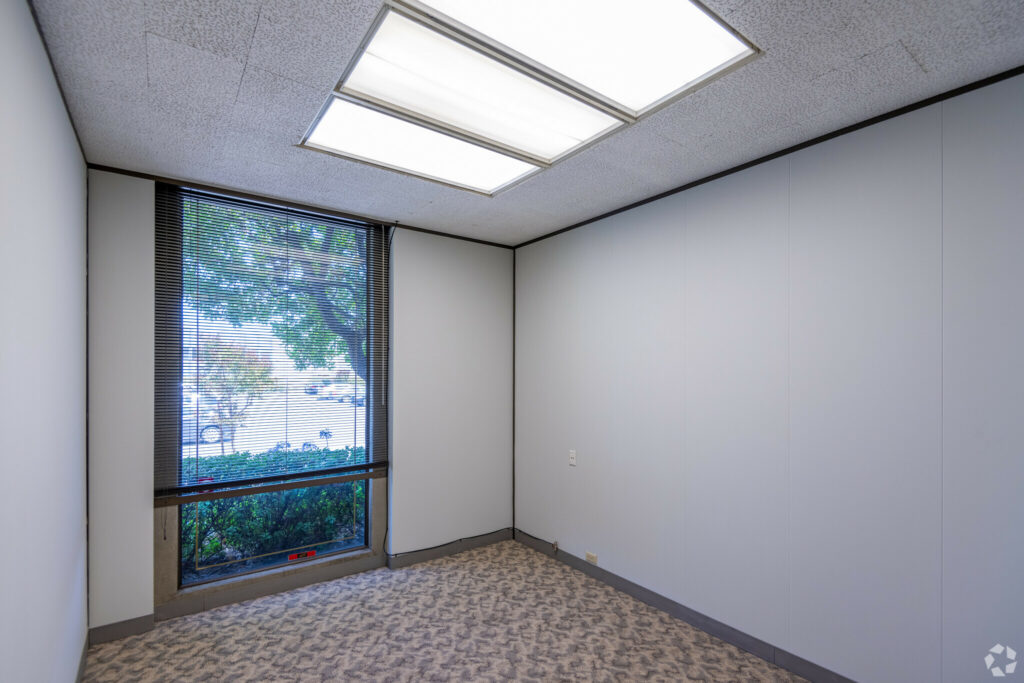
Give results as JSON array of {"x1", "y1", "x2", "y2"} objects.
[
  {"x1": 180, "y1": 195, "x2": 374, "y2": 485},
  {"x1": 418, "y1": 0, "x2": 754, "y2": 114},
  {"x1": 343, "y1": 10, "x2": 620, "y2": 162}
]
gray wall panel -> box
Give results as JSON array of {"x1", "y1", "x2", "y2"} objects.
[
  {"x1": 516, "y1": 195, "x2": 690, "y2": 601},
  {"x1": 0, "y1": 2, "x2": 88, "y2": 678},
  {"x1": 390, "y1": 229, "x2": 513, "y2": 554},
  {"x1": 787, "y1": 105, "x2": 943, "y2": 682},
  {"x1": 87, "y1": 171, "x2": 156, "y2": 628},
  {"x1": 681, "y1": 159, "x2": 790, "y2": 648},
  {"x1": 941, "y1": 75, "x2": 1024, "y2": 683}
]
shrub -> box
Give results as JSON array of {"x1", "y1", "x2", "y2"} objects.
[
  {"x1": 180, "y1": 445, "x2": 369, "y2": 485},
  {"x1": 179, "y1": 446, "x2": 368, "y2": 584}
]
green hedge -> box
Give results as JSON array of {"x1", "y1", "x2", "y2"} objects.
[
  {"x1": 180, "y1": 445, "x2": 369, "y2": 485},
  {"x1": 179, "y1": 447, "x2": 367, "y2": 583}
]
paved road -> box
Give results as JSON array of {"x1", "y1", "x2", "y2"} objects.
[{"x1": 185, "y1": 388, "x2": 366, "y2": 458}]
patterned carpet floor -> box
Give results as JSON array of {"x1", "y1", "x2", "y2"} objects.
[{"x1": 84, "y1": 540, "x2": 804, "y2": 682}]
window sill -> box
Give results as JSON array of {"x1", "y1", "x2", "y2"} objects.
[{"x1": 155, "y1": 544, "x2": 384, "y2": 621}]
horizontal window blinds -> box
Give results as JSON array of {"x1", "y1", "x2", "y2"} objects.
[{"x1": 155, "y1": 185, "x2": 389, "y2": 505}]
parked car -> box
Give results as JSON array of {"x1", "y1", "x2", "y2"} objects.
[
  {"x1": 314, "y1": 382, "x2": 366, "y2": 405},
  {"x1": 317, "y1": 383, "x2": 350, "y2": 401},
  {"x1": 182, "y1": 393, "x2": 233, "y2": 444},
  {"x1": 344, "y1": 385, "x2": 366, "y2": 407}
]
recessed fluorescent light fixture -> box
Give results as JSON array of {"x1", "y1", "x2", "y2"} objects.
[
  {"x1": 411, "y1": 0, "x2": 756, "y2": 116},
  {"x1": 305, "y1": 97, "x2": 538, "y2": 194},
  {"x1": 341, "y1": 9, "x2": 622, "y2": 164},
  {"x1": 301, "y1": 0, "x2": 756, "y2": 194}
]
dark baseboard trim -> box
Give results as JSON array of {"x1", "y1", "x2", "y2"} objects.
[
  {"x1": 513, "y1": 529, "x2": 854, "y2": 683},
  {"x1": 156, "y1": 548, "x2": 385, "y2": 622},
  {"x1": 76, "y1": 636, "x2": 88, "y2": 681},
  {"x1": 773, "y1": 648, "x2": 856, "y2": 683},
  {"x1": 387, "y1": 528, "x2": 513, "y2": 569},
  {"x1": 87, "y1": 614, "x2": 154, "y2": 646}
]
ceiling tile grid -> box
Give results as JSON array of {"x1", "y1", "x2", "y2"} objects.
[
  {"x1": 31, "y1": 0, "x2": 1024, "y2": 245},
  {"x1": 144, "y1": 0, "x2": 262, "y2": 62}
]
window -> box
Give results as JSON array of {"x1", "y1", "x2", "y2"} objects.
[{"x1": 155, "y1": 185, "x2": 389, "y2": 586}]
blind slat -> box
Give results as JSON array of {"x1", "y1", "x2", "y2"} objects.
[{"x1": 155, "y1": 184, "x2": 389, "y2": 498}]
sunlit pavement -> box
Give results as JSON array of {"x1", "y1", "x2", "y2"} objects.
[{"x1": 185, "y1": 388, "x2": 366, "y2": 458}]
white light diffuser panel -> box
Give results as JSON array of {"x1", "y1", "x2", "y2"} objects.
[
  {"x1": 342, "y1": 10, "x2": 621, "y2": 163},
  {"x1": 417, "y1": 0, "x2": 754, "y2": 115},
  {"x1": 306, "y1": 98, "x2": 538, "y2": 194}
]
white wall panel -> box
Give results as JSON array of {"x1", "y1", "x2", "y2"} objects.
[
  {"x1": 87, "y1": 170, "x2": 155, "y2": 628},
  {"x1": 516, "y1": 159, "x2": 790, "y2": 645},
  {"x1": 681, "y1": 159, "x2": 790, "y2": 647},
  {"x1": 787, "y1": 106, "x2": 942, "y2": 682},
  {"x1": 941, "y1": 75, "x2": 1024, "y2": 683},
  {"x1": 516, "y1": 195, "x2": 689, "y2": 601},
  {"x1": 512, "y1": 236, "x2": 575, "y2": 548},
  {"x1": 0, "y1": 2, "x2": 87, "y2": 679},
  {"x1": 390, "y1": 229, "x2": 513, "y2": 553}
]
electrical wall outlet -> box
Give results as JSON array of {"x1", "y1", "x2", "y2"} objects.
[
  {"x1": 569, "y1": 449, "x2": 577, "y2": 466},
  {"x1": 585, "y1": 551, "x2": 598, "y2": 564}
]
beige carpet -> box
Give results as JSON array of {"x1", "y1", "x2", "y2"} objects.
[{"x1": 84, "y1": 541, "x2": 804, "y2": 682}]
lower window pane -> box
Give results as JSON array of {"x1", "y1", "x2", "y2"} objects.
[{"x1": 179, "y1": 480, "x2": 367, "y2": 586}]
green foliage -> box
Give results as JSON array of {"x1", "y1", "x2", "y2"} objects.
[
  {"x1": 180, "y1": 445, "x2": 368, "y2": 485},
  {"x1": 183, "y1": 199, "x2": 369, "y2": 379},
  {"x1": 179, "y1": 446, "x2": 368, "y2": 584}
]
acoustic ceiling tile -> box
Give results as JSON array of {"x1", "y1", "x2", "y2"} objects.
[
  {"x1": 143, "y1": 0, "x2": 262, "y2": 63},
  {"x1": 145, "y1": 32, "x2": 245, "y2": 123},
  {"x1": 31, "y1": 0, "x2": 1024, "y2": 244},
  {"x1": 246, "y1": 0, "x2": 380, "y2": 90}
]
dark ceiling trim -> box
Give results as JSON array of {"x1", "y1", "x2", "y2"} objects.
[
  {"x1": 86, "y1": 163, "x2": 514, "y2": 250},
  {"x1": 514, "y1": 63, "x2": 1024, "y2": 250},
  {"x1": 27, "y1": 0, "x2": 86, "y2": 162},
  {"x1": 387, "y1": 222, "x2": 513, "y2": 249}
]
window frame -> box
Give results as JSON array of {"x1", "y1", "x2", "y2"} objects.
[{"x1": 152, "y1": 183, "x2": 390, "y2": 591}]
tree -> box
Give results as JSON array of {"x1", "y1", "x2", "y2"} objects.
[
  {"x1": 184, "y1": 199, "x2": 370, "y2": 382},
  {"x1": 198, "y1": 335, "x2": 277, "y2": 454}
]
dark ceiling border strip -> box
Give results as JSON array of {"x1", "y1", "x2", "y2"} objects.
[
  {"x1": 86, "y1": 163, "x2": 514, "y2": 251},
  {"x1": 389, "y1": 222, "x2": 513, "y2": 249},
  {"x1": 514, "y1": 62, "x2": 1024, "y2": 250}
]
